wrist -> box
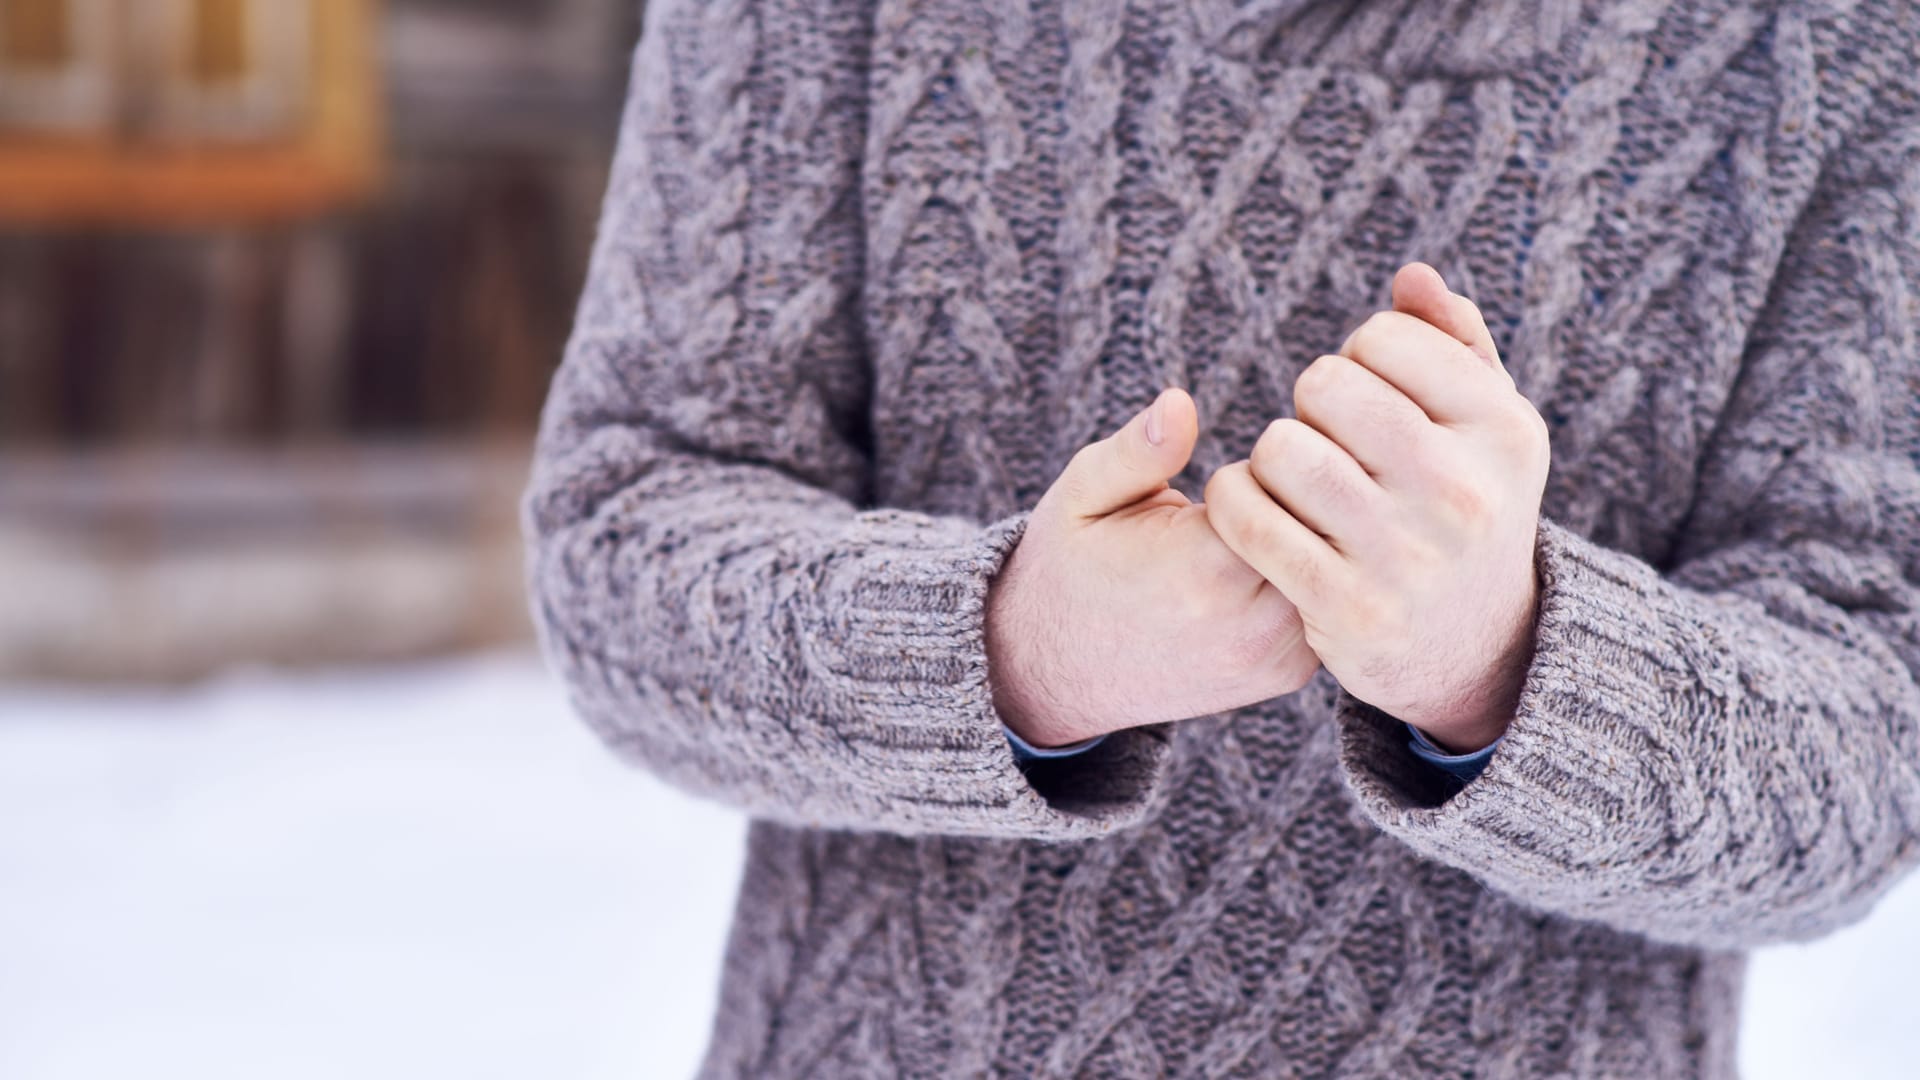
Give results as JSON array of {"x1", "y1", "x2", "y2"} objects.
[
  {"x1": 986, "y1": 657, "x2": 1090, "y2": 748},
  {"x1": 984, "y1": 570, "x2": 1086, "y2": 749},
  {"x1": 1409, "y1": 650, "x2": 1528, "y2": 752},
  {"x1": 1416, "y1": 572, "x2": 1539, "y2": 753}
]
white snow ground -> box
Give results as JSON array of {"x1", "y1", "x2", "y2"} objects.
[{"x1": 0, "y1": 652, "x2": 1915, "y2": 1079}]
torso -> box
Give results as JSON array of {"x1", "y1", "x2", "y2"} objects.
[
  {"x1": 704, "y1": 1, "x2": 1892, "y2": 1074},
  {"x1": 857, "y1": 0, "x2": 1840, "y2": 569}
]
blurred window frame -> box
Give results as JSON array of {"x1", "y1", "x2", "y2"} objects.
[
  {"x1": 0, "y1": 0, "x2": 379, "y2": 225},
  {"x1": 0, "y1": 0, "x2": 115, "y2": 135},
  {"x1": 145, "y1": 0, "x2": 313, "y2": 141}
]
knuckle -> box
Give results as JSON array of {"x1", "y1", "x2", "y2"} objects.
[
  {"x1": 1370, "y1": 310, "x2": 1412, "y2": 334},
  {"x1": 1203, "y1": 461, "x2": 1243, "y2": 509},
  {"x1": 1436, "y1": 475, "x2": 1490, "y2": 527},
  {"x1": 1401, "y1": 536, "x2": 1446, "y2": 580},
  {"x1": 1497, "y1": 397, "x2": 1542, "y2": 438},
  {"x1": 1206, "y1": 472, "x2": 1262, "y2": 548},
  {"x1": 1259, "y1": 416, "x2": 1297, "y2": 448},
  {"x1": 1238, "y1": 510, "x2": 1285, "y2": 556},
  {"x1": 1249, "y1": 418, "x2": 1298, "y2": 477},
  {"x1": 1357, "y1": 385, "x2": 1418, "y2": 439},
  {"x1": 1488, "y1": 398, "x2": 1552, "y2": 468},
  {"x1": 1201, "y1": 470, "x2": 1227, "y2": 510},
  {"x1": 1293, "y1": 354, "x2": 1349, "y2": 415},
  {"x1": 1340, "y1": 588, "x2": 1403, "y2": 642},
  {"x1": 1340, "y1": 590, "x2": 1383, "y2": 637},
  {"x1": 1346, "y1": 311, "x2": 1398, "y2": 354},
  {"x1": 1301, "y1": 444, "x2": 1347, "y2": 494}
]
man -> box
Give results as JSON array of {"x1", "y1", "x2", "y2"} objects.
[{"x1": 524, "y1": 0, "x2": 1920, "y2": 1074}]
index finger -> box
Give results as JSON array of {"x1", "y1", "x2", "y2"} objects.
[{"x1": 1337, "y1": 309, "x2": 1507, "y2": 426}]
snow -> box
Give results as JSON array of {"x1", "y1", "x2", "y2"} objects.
[{"x1": 1, "y1": 653, "x2": 1914, "y2": 1079}]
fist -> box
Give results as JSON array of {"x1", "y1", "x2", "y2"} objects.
[{"x1": 1205, "y1": 263, "x2": 1550, "y2": 753}]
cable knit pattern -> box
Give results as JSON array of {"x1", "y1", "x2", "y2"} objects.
[{"x1": 523, "y1": 0, "x2": 1920, "y2": 1075}]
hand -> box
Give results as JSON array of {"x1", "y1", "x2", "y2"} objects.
[
  {"x1": 1204, "y1": 263, "x2": 1549, "y2": 753},
  {"x1": 986, "y1": 388, "x2": 1321, "y2": 748}
]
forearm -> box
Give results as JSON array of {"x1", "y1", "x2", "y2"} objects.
[
  {"x1": 1333, "y1": 76, "x2": 1920, "y2": 947},
  {"x1": 528, "y1": 429, "x2": 1181, "y2": 838},
  {"x1": 1336, "y1": 517, "x2": 1920, "y2": 948},
  {"x1": 526, "y1": 0, "x2": 1176, "y2": 839}
]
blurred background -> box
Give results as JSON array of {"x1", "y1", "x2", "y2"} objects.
[
  {"x1": 0, "y1": 2, "x2": 756, "y2": 1077},
  {"x1": 0, "y1": 2, "x2": 1915, "y2": 1078},
  {"x1": 0, "y1": 0, "x2": 634, "y2": 680}
]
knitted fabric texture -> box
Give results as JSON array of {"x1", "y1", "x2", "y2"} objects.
[{"x1": 523, "y1": 0, "x2": 1920, "y2": 1075}]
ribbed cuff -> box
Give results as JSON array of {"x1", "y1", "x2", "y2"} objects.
[
  {"x1": 1333, "y1": 516, "x2": 1689, "y2": 900},
  {"x1": 807, "y1": 509, "x2": 1174, "y2": 839}
]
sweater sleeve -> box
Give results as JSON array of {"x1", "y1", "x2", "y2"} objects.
[
  {"x1": 1331, "y1": 97, "x2": 1920, "y2": 949},
  {"x1": 521, "y1": 0, "x2": 1172, "y2": 840}
]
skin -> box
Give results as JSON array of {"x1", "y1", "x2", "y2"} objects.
[
  {"x1": 985, "y1": 387, "x2": 1321, "y2": 748},
  {"x1": 988, "y1": 262, "x2": 1547, "y2": 754},
  {"x1": 1204, "y1": 263, "x2": 1549, "y2": 753}
]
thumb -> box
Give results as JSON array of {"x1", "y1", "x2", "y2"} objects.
[
  {"x1": 1392, "y1": 262, "x2": 1504, "y2": 372},
  {"x1": 1053, "y1": 387, "x2": 1199, "y2": 519}
]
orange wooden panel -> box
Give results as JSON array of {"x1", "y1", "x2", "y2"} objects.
[
  {"x1": 188, "y1": 0, "x2": 251, "y2": 85},
  {"x1": 2, "y1": 0, "x2": 75, "y2": 68},
  {"x1": 0, "y1": 0, "x2": 384, "y2": 226}
]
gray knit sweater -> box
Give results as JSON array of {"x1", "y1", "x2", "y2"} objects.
[{"x1": 524, "y1": 0, "x2": 1920, "y2": 1075}]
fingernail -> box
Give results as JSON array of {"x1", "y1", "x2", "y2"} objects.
[{"x1": 1144, "y1": 392, "x2": 1166, "y2": 445}]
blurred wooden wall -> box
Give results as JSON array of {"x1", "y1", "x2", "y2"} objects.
[
  {"x1": 0, "y1": 153, "x2": 600, "y2": 446},
  {"x1": 0, "y1": 0, "x2": 643, "y2": 681},
  {"x1": 0, "y1": 0, "x2": 640, "y2": 451}
]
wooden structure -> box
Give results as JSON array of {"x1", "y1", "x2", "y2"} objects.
[
  {"x1": 0, "y1": 0, "x2": 640, "y2": 681},
  {"x1": 0, "y1": 0, "x2": 382, "y2": 225}
]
